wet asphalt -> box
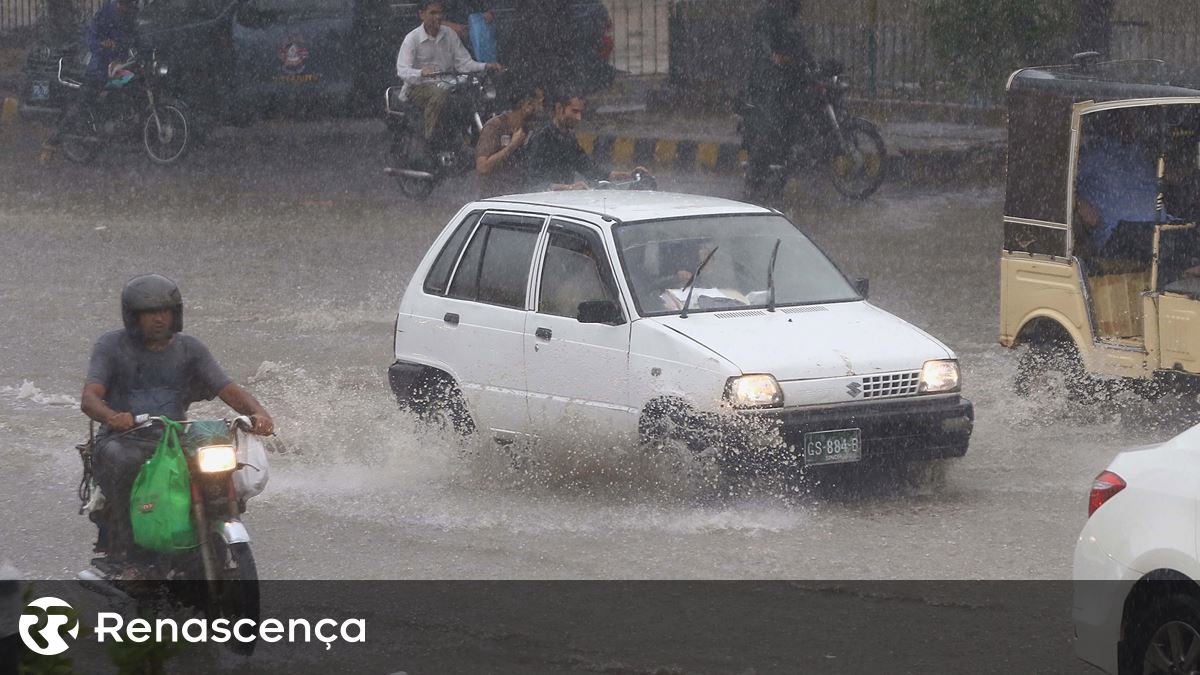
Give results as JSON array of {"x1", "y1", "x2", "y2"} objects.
[{"x1": 0, "y1": 120, "x2": 1186, "y2": 583}]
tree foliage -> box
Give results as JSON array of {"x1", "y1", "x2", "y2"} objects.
[{"x1": 925, "y1": 0, "x2": 1077, "y2": 101}]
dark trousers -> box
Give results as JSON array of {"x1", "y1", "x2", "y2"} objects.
[
  {"x1": 93, "y1": 431, "x2": 159, "y2": 560},
  {"x1": 47, "y1": 78, "x2": 105, "y2": 146}
]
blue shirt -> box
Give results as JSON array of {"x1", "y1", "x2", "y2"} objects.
[
  {"x1": 84, "y1": 1, "x2": 139, "y2": 80},
  {"x1": 1075, "y1": 136, "x2": 1160, "y2": 249}
]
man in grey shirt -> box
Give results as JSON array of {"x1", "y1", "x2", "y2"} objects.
[{"x1": 81, "y1": 274, "x2": 273, "y2": 570}]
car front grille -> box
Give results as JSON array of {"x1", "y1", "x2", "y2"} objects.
[{"x1": 860, "y1": 371, "x2": 920, "y2": 399}]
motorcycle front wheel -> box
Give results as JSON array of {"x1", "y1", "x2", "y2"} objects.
[
  {"x1": 828, "y1": 117, "x2": 886, "y2": 199},
  {"x1": 206, "y1": 540, "x2": 260, "y2": 655},
  {"x1": 142, "y1": 101, "x2": 190, "y2": 165},
  {"x1": 60, "y1": 110, "x2": 102, "y2": 165}
]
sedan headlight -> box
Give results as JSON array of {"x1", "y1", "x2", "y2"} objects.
[
  {"x1": 918, "y1": 359, "x2": 960, "y2": 394},
  {"x1": 724, "y1": 374, "x2": 784, "y2": 408},
  {"x1": 196, "y1": 444, "x2": 237, "y2": 473}
]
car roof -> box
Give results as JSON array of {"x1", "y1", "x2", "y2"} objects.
[{"x1": 478, "y1": 191, "x2": 774, "y2": 223}]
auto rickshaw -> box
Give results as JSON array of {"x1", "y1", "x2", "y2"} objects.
[{"x1": 1000, "y1": 54, "x2": 1200, "y2": 399}]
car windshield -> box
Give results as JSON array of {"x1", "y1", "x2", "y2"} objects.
[{"x1": 613, "y1": 214, "x2": 861, "y2": 317}]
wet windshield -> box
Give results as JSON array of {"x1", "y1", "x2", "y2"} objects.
[{"x1": 613, "y1": 214, "x2": 860, "y2": 316}]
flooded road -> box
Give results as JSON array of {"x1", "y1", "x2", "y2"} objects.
[{"x1": 0, "y1": 127, "x2": 1184, "y2": 580}]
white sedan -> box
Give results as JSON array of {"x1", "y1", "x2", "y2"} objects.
[{"x1": 1073, "y1": 423, "x2": 1200, "y2": 674}]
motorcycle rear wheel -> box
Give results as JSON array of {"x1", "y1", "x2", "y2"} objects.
[
  {"x1": 60, "y1": 110, "x2": 102, "y2": 165},
  {"x1": 395, "y1": 173, "x2": 435, "y2": 200},
  {"x1": 143, "y1": 102, "x2": 190, "y2": 165},
  {"x1": 828, "y1": 117, "x2": 886, "y2": 200}
]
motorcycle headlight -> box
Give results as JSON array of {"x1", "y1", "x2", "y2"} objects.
[
  {"x1": 156, "y1": 63, "x2": 168, "y2": 77},
  {"x1": 196, "y1": 444, "x2": 237, "y2": 473},
  {"x1": 724, "y1": 374, "x2": 784, "y2": 409},
  {"x1": 918, "y1": 360, "x2": 960, "y2": 394}
]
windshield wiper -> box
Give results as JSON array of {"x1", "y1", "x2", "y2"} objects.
[
  {"x1": 766, "y1": 238, "x2": 781, "y2": 312},
  {"x1": 680, "y1": 246, "x2": 719, "y2": 319}
]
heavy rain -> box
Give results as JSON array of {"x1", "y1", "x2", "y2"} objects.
[{"x1": 0, "y1": 0, "x2": 1195, "y2": 614}]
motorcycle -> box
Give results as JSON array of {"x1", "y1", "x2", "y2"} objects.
[
  {"x1": 739, "y1": 59, "x2": 887, "y2": 200},
  {"x1": 76, "y1": 415, "x2": 268, "y2": 655},
  {"x1": 55, "y1": 49, "x2": 193, "y2": 166},
  {"x1": 384, "y1": 72, "x2": 498, "y2": 200}
]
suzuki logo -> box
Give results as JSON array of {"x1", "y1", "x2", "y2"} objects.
[
  {"x1": 846, "y1": 381, "x2": 862, "y2": 397},
  {"x1": 19, "y1": 597, "x2": 79, "y2": 656}
]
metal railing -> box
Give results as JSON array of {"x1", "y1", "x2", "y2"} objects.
[{"x1": 1, "y1": 0, "x2": 103, "y2": 37}]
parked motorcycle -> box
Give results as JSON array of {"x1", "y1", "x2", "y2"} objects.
[
  {"x1": 384, "y1": 72, "x2": 498, "y2": 200},
  {"x1": 76, "y1": 415, "x2": 268, "y2": 654},
  {"x1": 739, "y1": 59, "x2": 887, "y2": 200},
  {"x1": 55, "y1": 49, "x2": 193, "y2": 165}
]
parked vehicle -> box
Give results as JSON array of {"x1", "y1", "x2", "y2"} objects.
[
  {"x1": 55, "y1": 49, "x2": 193, "y2": 165},
  {"x1": 77, "y1": 415, "x2": 267, "y2": 654},
  {"x1": 1073, "y1": 423, "x2": 1200, "y2": 674},
  {"x1": 387, "y1": 191, "x2": 972, "y2": 476},
  {"x1": 737, "y1": 59, "x2": 887, "y2": 200},
  {"x1": 22, "y1": 0, "x2": 613, "y2": 124},
  {"x1": 384, "y1": 72, "x2": 498, "y2": 200},
  {"x1": 1000, "y1": 55, "x2": 1200, "y2": 402}
]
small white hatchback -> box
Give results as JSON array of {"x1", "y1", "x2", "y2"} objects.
[{"x1": 388, "y1": 191, "x2": 973, "y2": 470}]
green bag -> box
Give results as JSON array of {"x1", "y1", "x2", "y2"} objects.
[{"x1": 130, "y1": 417, "x2": 198, "y2": 552}]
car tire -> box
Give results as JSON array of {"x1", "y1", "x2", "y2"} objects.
[
  {"x1": 1014, "y1": 339, "x2": 1100, "y2": 404},
  {"x1": 413, "y1": 375, "x2": 474, "y2": 438},
  {"x1": 1123, "y1": 593, "x2": 1200, "y2": 675}
]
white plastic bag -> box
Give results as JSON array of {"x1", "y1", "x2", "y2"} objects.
[{"x1": 233, "y1": 430, "x2": 270, "y2": 500}]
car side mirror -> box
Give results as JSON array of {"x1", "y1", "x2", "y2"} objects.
[
  {"x1": 853, "y1": 277, "x2": 869, "y2": 299},
  {"x1": 577, "y1": 299, "x2": 623, "y2": 325}
]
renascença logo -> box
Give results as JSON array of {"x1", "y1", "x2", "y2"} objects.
[{"x1": 19, "y1": 597, "x2": 80, "y2": 656}]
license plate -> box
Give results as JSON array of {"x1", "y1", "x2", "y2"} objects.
[
  {"x1": 31, "y1": 80, "x2": 49, "y2": 101},
  {"x1": 803, "y1": 428, "x2": 862, "y2": 466}
]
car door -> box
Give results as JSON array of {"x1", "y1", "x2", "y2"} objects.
[
  {"x1": 441, "y1": 211, "x2": 545, "y2": 438},
  {"x1": 525, "y1": 219, "x2": 634, "y2": 445},
  {"x1": 138, "y1": 0, "x2": 238, "y2": 116}
]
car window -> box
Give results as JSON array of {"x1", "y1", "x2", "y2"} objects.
[
  {"x1": 447, "y1": 213, "x2": 543, "y2": 309},
  {"x1": 538, "y1": 221, "x2": 619, "y2": 320},
  {"x1": 424, "y1": 211, "x2": 482, "y2": 296},
  {"x1": 613, "y1": 214, "x2": 859, "y2": 316}
]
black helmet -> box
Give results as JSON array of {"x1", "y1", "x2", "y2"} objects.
[{"x1": 121, "y1": 273, "x2": 183, "y2": 337}]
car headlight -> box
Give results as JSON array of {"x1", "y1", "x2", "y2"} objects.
[
  {"x1": 196, "y1": 444, "x2": 237, "y2": 473},
  {"x1": 918, "y1": 359, "x2": 960, "y2": 394},
  {"x1": 724, "y1": 374, "x2": 784, "y2": 408}
]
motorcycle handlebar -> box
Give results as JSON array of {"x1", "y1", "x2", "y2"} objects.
[{"x1": 128, "y1": 414, "x2": 256, "y2": 432}]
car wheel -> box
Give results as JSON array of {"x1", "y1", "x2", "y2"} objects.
[
  {"x1": 413, "y1": 376, "x2": 474, "y2": 438},
  {"x1": 1125, "y1": 594, "x2": 1200, "y2": 675},
  {"x1": 1014, "y1": 339, "x2": 1100, "y2": 404}
]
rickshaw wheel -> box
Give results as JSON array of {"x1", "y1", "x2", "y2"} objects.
[{"x1": 1014, "y1": 339, "x2": 1099, "y2": 404}]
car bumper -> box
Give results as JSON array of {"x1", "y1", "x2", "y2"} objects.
[
  {"x1": 1073, "y1": 522, "x2": 1142, "y2": 674},
  {"x1": 759, "y1": 394, "x2": 972, "y2": 462}
]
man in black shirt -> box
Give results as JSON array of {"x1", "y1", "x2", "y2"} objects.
[
  {"x1": 521, "y1": 92, "x2": 643, "y2": 191},
  {"x1": 81, "y1": 274, "x2": 274, "y2": 569}
]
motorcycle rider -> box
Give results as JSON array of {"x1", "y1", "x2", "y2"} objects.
[
  {"x1": 44, "y1": 0, "x2": 141, "y2": 154},
  {"x1": 81, "y1": 274, "x2": 273, "y2": 575},
  {"x1": 475, "y1": 81, "x2": 543, "y2": 198},
  {"x1": 521, "y1": 92, "x2": 646, "y2": 191},
  {"x1": 395, "y1": 0, "x2": 503, "y2": 154},
  {"x1": 743, "y1": 0, "x2": 815, "y2": 200}
]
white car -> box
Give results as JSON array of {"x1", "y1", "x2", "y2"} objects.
[
  {"x1": 387, "y1": 191, "x2": 972, "y2": 471},
  {"x1": 1074, "y1": 425, "x2": 1200, "y2": 674}
]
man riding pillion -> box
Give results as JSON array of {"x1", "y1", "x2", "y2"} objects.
[
  {"x1": 81, "y1": 274, "x2": 273, "y2": 576},
  {"x1": 743, "y1": 0, "x2": 815, "y2": 200},
  {"x1": 395, "y1": 0, "x2": 503, "y2": 154},
  {"x1": 44, "y1": 0, "x2": 141, "y2": 154}
]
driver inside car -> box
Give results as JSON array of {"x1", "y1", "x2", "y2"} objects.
[{"x1": 395, "y1": 0, "x2": 502, "y2": 150}]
